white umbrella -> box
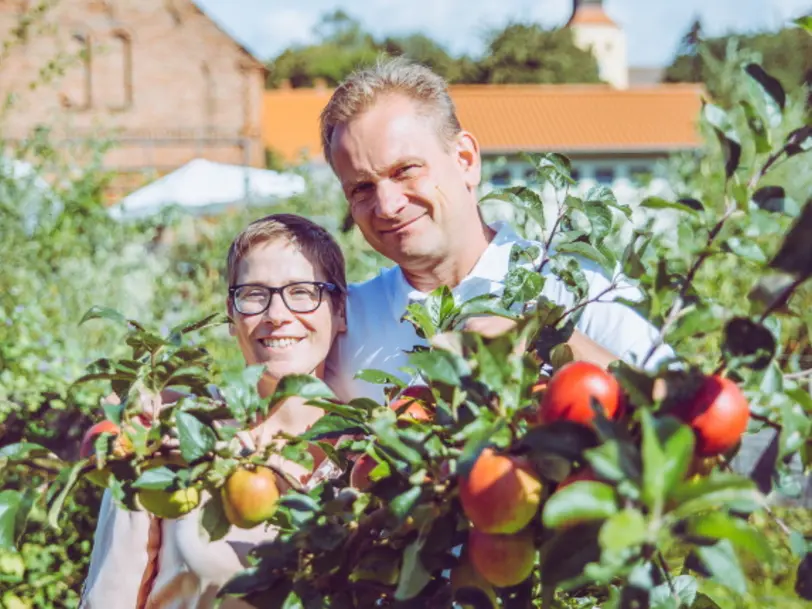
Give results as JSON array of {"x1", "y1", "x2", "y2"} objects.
[{"x1": 109, "y1": 158, "x2": 306, "y2": 220}]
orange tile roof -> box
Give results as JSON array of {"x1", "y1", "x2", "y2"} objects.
[
  {"x1": 566, "y1": 5, "x2": 618, "y2": 27},
  {"x1": 262, "y1": 84, "x2": 704, "y2": 163}
]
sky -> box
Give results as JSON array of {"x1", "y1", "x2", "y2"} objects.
[{"x1": 194, "y1": 0, "x2": 811, "y2": 68}]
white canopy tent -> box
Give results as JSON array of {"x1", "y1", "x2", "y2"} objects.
[{"x1": 109, "y1": 158, "x2": 307, "y2": 220}]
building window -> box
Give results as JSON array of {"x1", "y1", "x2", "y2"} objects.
[
  {"x1": 240, "y1": 65, "x2": 253, "y2": 135},
  {"x1": 524, "y1": 167, "x2": 537, "y2": 185},
  {"x1": 71, "y1": 31, "x2": 93, "y2": 110},
  {"x1": 108, "y1": 31, "x2": 133, "y2": 111},
  {"x1": 491, "y1": 169, "x2": 511, "y2": 187},
  {"x1": 571, "y1": 166, "x2": 581, "y2": 181},
  {"x1": 202, "y1": 62, "x2": 216, "y2": 127},
  {"x1": 594, "y1": 167, "x2": 614, "y2": 185},
  {"x1": 628, "y1": 164, "x2": 652, "y2": 186}
]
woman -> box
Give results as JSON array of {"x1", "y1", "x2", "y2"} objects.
[{"x1": 80, "y1": 213, "x2": 348, "y2": 608}]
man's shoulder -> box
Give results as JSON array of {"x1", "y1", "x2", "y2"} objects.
[{"x1": 347, "y1": 265, "x2": 401, "y2": 301}]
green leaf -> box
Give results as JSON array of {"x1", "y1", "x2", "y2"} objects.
[
  {"x1": 739, "y1": 100, "x2": 771, "y2": 154},
  {"x1": 516, "y1": 421, "x2": 599, "y2": 462},
  {"x1": 46, "y1": 460, "x2": 86, "y2": 530},
  {"x1": 402, "y1": 302, "x2": 438, "y2": 339},
  {"x1": 269, "y1": 375, "x2": 335, "y2": 409},
  {"x1": 354, "y1": 369, "x2": 407, "y2": 389},
  {"x1": 390, "y1": 485, "x2": 423, "y2": 521},
  {"x1": 481, "y1": 185, "x2": 546, "y2": 231},
  {"x1": 640, "y1": 413, "x2": 695, "y2": 511},
  {"x1": 794, "y1": 15, "x2": 812, "y2": 33},
  {"x1": 168, "y1": 312, "x2": 227, "y2": 338},
  {"x1": 703, "y1": 102, "x2": 742, "y2": 179},
  {"x1": 649, "y1": 575, "x2": 698, "y2": 609},
  {"x1": 685, "y1": 512, "x2": 773, "y2": 564},
  {"x1": 667, "y1": 304, "x2": 726, "y2": 344},
  {"x1": 723, "y1": 237, "x2": 766, "y2": 264},
  {"x1": 394, "y1": 536, "x2": 432, "y2": 600},
  {"x1": 369, "y1": 412, "x2": 423, "y2": 466},
  {"x1": 407, "y1": 349, "x2": 469, "y2": 387},
  {"x1": 751, "y1": 186, "x2": 798, "y2": 216},
  {"x1": 126, "y1": 330, "x2": 169, "y2": 359},
  {"x1": 744, "y1": 63, "x2": 785, "y2": 128},
  {"x1": 132, "y1": 466, "x2": 179, "y2": 491},
  {"x1": 549, "y1": 256, "x2": 589, "y2": 302},
  {"x1": 777, "y1": 398, "x2": 812, "y2": 460},
  {"x1": 767, "y1": 199, "x2": 812, "y2": 280},
  {"x1": 583, "y1": 202, "x2": 613, "y2": 242},
  {"x1": 0, "y1": 491, "x2": 22, "y2": 550},
  {"x1": 667, "y1": 474, "x2": 762, "y2": 520},
  {"x1": 598, "y1": 508, "x2": 647, "y2": 554},
  {"x1": 542, "y1": 481, "x2": 619, "y2": 529},
  {"x1": 640, "y1": 197, "x2": 702, "y2": 216},
  {"x1": 455, "y1": 295, "x2": 519, "y2": 327},
  {"x1": 78, "y1": 305, "x2": 140, "y2": 329},
  {"x1": 175, "y1": 411, "x2": 217, "y2": 463},
  {"x1": 722, "y1": 317, "x2": 776, "y2": 371},
  {"x1": 501, "y1": 266, "x2": 544, "y2": 309},
  {"x1": 0, "y1": 442, "x2": 53, "y2": 462},
  {"x1": 555, "y1": 241, "x2": 613, "y2": 274},
  {"x1": 425, "y1": 285, "x2": 458, "y2": 332},
  {"x1": 300, "y1": 415, "x2": 365, "y2": 441},
  {"x1": 529, "y1": 152, "x2": 575, "y2": 190},
  {"x1": 584, "y1": 184, "x2": 620, "y2": 208},
  {"x1": 797, "y1": 554, "x2": 812, "y2": 600},
  {"x1": 584, "y1": 439, "x2": 642, "y2": 484},
  {"x1": 691, "y1": 540, "x2": 747, "y2": 595},
  {"x1": 200, "y1": 492, "x2": 231, "y2": 543},
  {"x1": 785, "y1": 126, "x2": 812, "y2": 157},
  {"x1": 538, "y1": 523, "x2": 603, "y2": 590}
]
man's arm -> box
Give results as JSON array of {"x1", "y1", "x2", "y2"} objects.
[{"x1": 462, "y1": 316, "x2": 619, "y2": 369}]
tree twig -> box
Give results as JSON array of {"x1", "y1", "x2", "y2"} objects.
[
  {"x1": 656, "y1": 552, "x2": 679, "y2": 603},
  {"x1": 641, "y1": 202, "x2": 737, "y2": 368},
  {"x1": 551, "y1": 281, "x2": 620, "y2": 327}
]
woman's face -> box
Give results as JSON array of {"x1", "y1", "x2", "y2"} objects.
[{"x1": 228, "y1": 239, "x2": 346, "y2": 394}]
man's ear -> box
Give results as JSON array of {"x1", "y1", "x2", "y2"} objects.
[{"x1": 455, "y1": 130, "x2": 481, "y2": 190}]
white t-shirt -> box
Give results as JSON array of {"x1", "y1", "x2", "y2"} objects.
[{"x1": 325, "y1": 221, "x2": 673, "y2": 402}]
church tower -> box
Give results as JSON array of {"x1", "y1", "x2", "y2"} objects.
[{"x1": 567, "y1": 0, "x2": 628, "y2": 89}]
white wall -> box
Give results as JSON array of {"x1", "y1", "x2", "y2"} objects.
[{"x1": 571, "y1": 23, "x2": 629, "y2": 89}]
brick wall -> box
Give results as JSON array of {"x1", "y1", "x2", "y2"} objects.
[{"x1": 0, "y1": 0, "x2": 266, "y2": 170}]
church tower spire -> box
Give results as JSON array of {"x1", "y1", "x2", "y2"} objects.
[{"x1": 566, "y1": 0, "x2": 628, "y2": 89}]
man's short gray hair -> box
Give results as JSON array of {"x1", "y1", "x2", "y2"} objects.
[{"x1": 319, "y1": 55, "x2": 462, "y2": 167}]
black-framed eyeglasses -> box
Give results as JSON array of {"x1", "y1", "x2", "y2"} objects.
[{"x1": 228, "y1": 281, "x2": 338, "y2": 315}]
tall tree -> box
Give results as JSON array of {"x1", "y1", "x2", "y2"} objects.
[
  {"x1": 379, "y1": 34, "x2": 461, "y2": 82},
  {"x1": 266, "y1": 10, "x2": 378, "y2": 88},
  {"x1": 476, "y1": 22, "x2": 602, "y2": 84},
  {"x1": 664, "y1": 26, "x2": 812, "y2": 107}
]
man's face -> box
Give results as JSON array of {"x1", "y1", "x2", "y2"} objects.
[
  {"x1": 329, "y1": 94, "x2": 481, "y2": 268},
  {"x1": 228, "y1": 239, "x2": 346, "y2": 391}
]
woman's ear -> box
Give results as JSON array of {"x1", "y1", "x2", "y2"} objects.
[
  {"x1": 336, "y1": 305, "x2": 348, "y2": 334},
  {"x1": 226, "y1": 299, "x2": 236, "y2": 337}
]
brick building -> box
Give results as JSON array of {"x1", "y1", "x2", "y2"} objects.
[{"x1": 0, "y1": 0, "x2": 266, "y2": 181}]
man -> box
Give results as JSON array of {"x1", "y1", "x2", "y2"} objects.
[{"x1": 321, "y1": 56, "x2": 673, "y2": 403}]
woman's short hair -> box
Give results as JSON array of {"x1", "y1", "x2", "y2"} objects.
[{"x1": 226, "y1": 213, "x2": 347, "y2": 310}]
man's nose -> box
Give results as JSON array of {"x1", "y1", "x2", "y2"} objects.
[{"x1": 374, "y1": 181, "x2": 407, "y2": 220}]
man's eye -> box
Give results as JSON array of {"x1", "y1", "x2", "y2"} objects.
[{"x1": 397, "y1": 165, "x2": 418, "y2": 177}]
